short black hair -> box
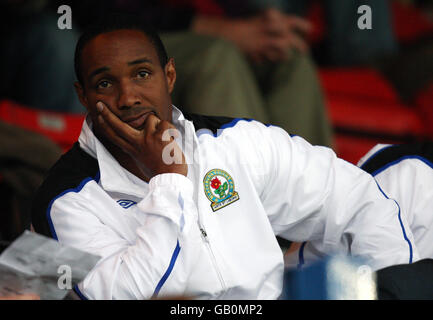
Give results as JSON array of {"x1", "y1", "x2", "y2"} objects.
[{"x1": 74, "y1": 13, "x2": 168, "y2": 84}]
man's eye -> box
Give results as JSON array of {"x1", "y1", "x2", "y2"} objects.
[
  {"x1": 97, "y1": 81, "x2": 111, "y2": 89},
  {"x1": 137, "y1": 70, "x2": 150, "y2": 79}
]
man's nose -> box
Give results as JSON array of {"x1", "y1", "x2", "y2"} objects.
[{"x1": 117, "y1": 81, "x2": 141, "y2": 110}]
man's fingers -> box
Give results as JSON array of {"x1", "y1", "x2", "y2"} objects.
[
  {"x1": 261, "y1": 45, "x2": 285, "y2": 62},
  {"x1": 96, "y1": 101, "x2": 141, "y2": 143},
  {"x1": 263, "y1": 37, "x2": 291, "y2": 61},
  {"x1": 97, "y1": 114, "x2": 136, "y2": 155},
  {"x1": 96, "y1": 101, "x2": 104, "y2": 113},
  {"x1": 287, "y1": 15, "x2": 312, "y2": 35},
  {"x1": 288, "y1": 32, "x2": 309, "y2": 53},
  {"x1": 263, "y1": 20, "x2": 286, "y2": 37},
  {"x1": 95, "y1": 101, "x2": 137, "y2": 154},
  {"x1": 156, "y1": 119, "x2": 176, "y2": 133},
  {"x1": 143, "y1": 113, "x2": 161, "y2": 137}
]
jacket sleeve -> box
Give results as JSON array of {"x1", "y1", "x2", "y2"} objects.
[
  {"x1": 244, "y1": 122, "x2": 419, "y2": 271},
  {"x1": 46, "y1": 173, "x2": 201, "y2": 299}
]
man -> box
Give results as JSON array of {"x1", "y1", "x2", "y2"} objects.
[
  {"x1": 284, "y1": 142, "x2": 433, "y2": 299},
  {"x1": 0, "y1": 2, "x2": 83, "y2": 114},
  {"x1": 286, "y1": 142, "x2": 433, "y2": 268},
  {"x1": 358, "y1": 142, "x2": 433, "y2": 260},
  {"x1": 185, "y1": 6, "x2": 334, "y2": 147},
  {"x1": 69, "y1": 0, "x2": 334, "y2": 147},
  {"x1": 0, "y1": 121, "x2": 62, "y2": 242},
  {"x1": 32, "y1": 15, "x2": 418, "y2": 300}
]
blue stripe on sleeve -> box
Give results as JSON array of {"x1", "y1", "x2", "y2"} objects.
[
  {"x1": 371, "y1": 155, "x2": 433, "y2": 177},
  {"x1": 369, "y1": 155, "x2": 433, "y2": 264},
  {"x1": 215, "y1": 118, "x2": 254, "y2": 136},
  {"x1": 152, "y1": 240, "x2": 181, "y2": 298},
  {"x1": 375, "y1": 181, "x2": 413, "y2": 264},
  {"x1": 214, "y1": 117, "x2": 298, "y2": 138},
  {"x1": 73, "y1": 284, "x2": 89, "y2": 300},
  {"x1": 46, "y1": 172, "x2": 100, "y2": 241}
]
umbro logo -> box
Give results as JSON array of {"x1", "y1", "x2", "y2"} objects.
[{"x1": 117, "y1": 199, "x2": 137, "y2": 209}]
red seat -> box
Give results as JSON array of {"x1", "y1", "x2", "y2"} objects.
[
  {"x1": 319, "y1": 68, "x2": 427, "y2": 163},
  {"x1": 391, "y1": 1, "x2": 433, "y2": 43},
  {"x1": 319, "y1": 68, "x2": 400, "y2": 104},
  {"x1": 415, "y1": 82, "x2": 433, "y2": 138},
  {"x1": 334, "y1": 136, "x2": 388, "y2": 166},
  {"x1": 327, "y1": 95, "x2": 425, "y2": 137},
  {"x1": 0, "y1": 100, "x2": 85, "y2": 151}
]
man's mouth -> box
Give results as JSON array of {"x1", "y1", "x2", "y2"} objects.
[{"x1": 124, "y1": 111, "x2": 155, "y2": 130}]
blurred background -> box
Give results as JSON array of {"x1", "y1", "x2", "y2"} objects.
[{"x1": 0, "y1": 0, "x2": 432, "y2": 242}]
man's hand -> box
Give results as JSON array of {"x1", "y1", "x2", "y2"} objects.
[
  {"x1": 96, "y1": 101, "x2": 188, "y2": 179},
  {"x1": 192, "y1": 9, "x2": 312, "y2": 64},
  {"x1": 261, "y1": 8, "x2": 312, "y2": 60}
]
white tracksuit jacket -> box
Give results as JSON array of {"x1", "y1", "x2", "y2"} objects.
[
  {"x1": 358, "y1": 143, "x2": 433, "y2": 260},
  {"x1": 32, "y1": 107, "x2": 418, "y2": 300},
  {"x1": 286, "y1": 142, "x2": 433, "y2": 270}
]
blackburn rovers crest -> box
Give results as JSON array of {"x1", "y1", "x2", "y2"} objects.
[{"x1": 203, "y1": 169, "x2": 239, "y2": 212}]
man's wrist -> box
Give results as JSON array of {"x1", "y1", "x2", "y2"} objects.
[
  {"x1": 191, "y1": 15, "x2": 229, "y2": 38},
  {"x1": 149, "y1": 173, "x2": 193, "y2": 196}
]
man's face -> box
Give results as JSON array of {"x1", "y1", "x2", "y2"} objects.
[{"x1": 75, "y1": 29, "x2": 176, "y2": 132}]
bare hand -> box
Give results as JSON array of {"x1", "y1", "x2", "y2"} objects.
[
  {"x1": 95, "y1": 101, "x2": 187, "y2": 178},
  {"x1": 260, "y1": 9, "x2": 312, "y2": 59},
  {"x1": 192, "y1": 10, "x2": 312, "y2": 63}
]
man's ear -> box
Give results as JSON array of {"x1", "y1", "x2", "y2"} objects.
[
  {"x1": 165, "y1": 58, "x2": 176, "y2": 94},
  {"x1": 74, "y1": 81, "x2": 90, "y2": 111}
]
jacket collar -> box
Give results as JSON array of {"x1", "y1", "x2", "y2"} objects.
[{"x1": 78, "y1": 106, "x2": 194, "y2": 198}]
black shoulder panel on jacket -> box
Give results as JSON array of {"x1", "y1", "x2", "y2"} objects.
[
  {"x1": 182, "y1": 112, "x2": 239, "y2": 135},
  {"x1": 360, "y1": 141, "x2": 433, "y2": 175},
  {"x1": 31, "y1": 142, "x2": 99, "y2": 239}
]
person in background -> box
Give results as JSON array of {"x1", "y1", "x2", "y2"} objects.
[
  {"x1": 61, "y1": 0, "x2": 333, "y2": 147},
  {"x1": 0, "y1": 121, "x2": 62, "y2": 243},
  {"x1": 0, "y1": 0, "x2": 83, "y2": 114}
]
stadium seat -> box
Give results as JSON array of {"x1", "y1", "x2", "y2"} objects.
[
  {"x1": 308, "y1": 1, "x2": 433, "y2": 163},
  {"x1": 319, "y1": 69, "x2": 427, "y2": 164},
  {"x1": 415, "y1": 82, "x2": 433, "y2": 138},
  {"x1": 0, "y1": 100, "x2": 84, "y2": 152},
  {"x1": 391, "y1": 0, "x2": 433, "y2": 43}
]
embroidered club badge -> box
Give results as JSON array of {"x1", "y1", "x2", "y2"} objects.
[{"x1": 203, "y1": 169, "x2": 240, "y2": 212}]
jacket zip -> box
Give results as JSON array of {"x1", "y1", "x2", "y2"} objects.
[
  {"x1": 189, "y1": 120, "x2": 227, "y2": 295},
  {"x1": 199, "y1": 227, "x2": 227, "y2": 293}
]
